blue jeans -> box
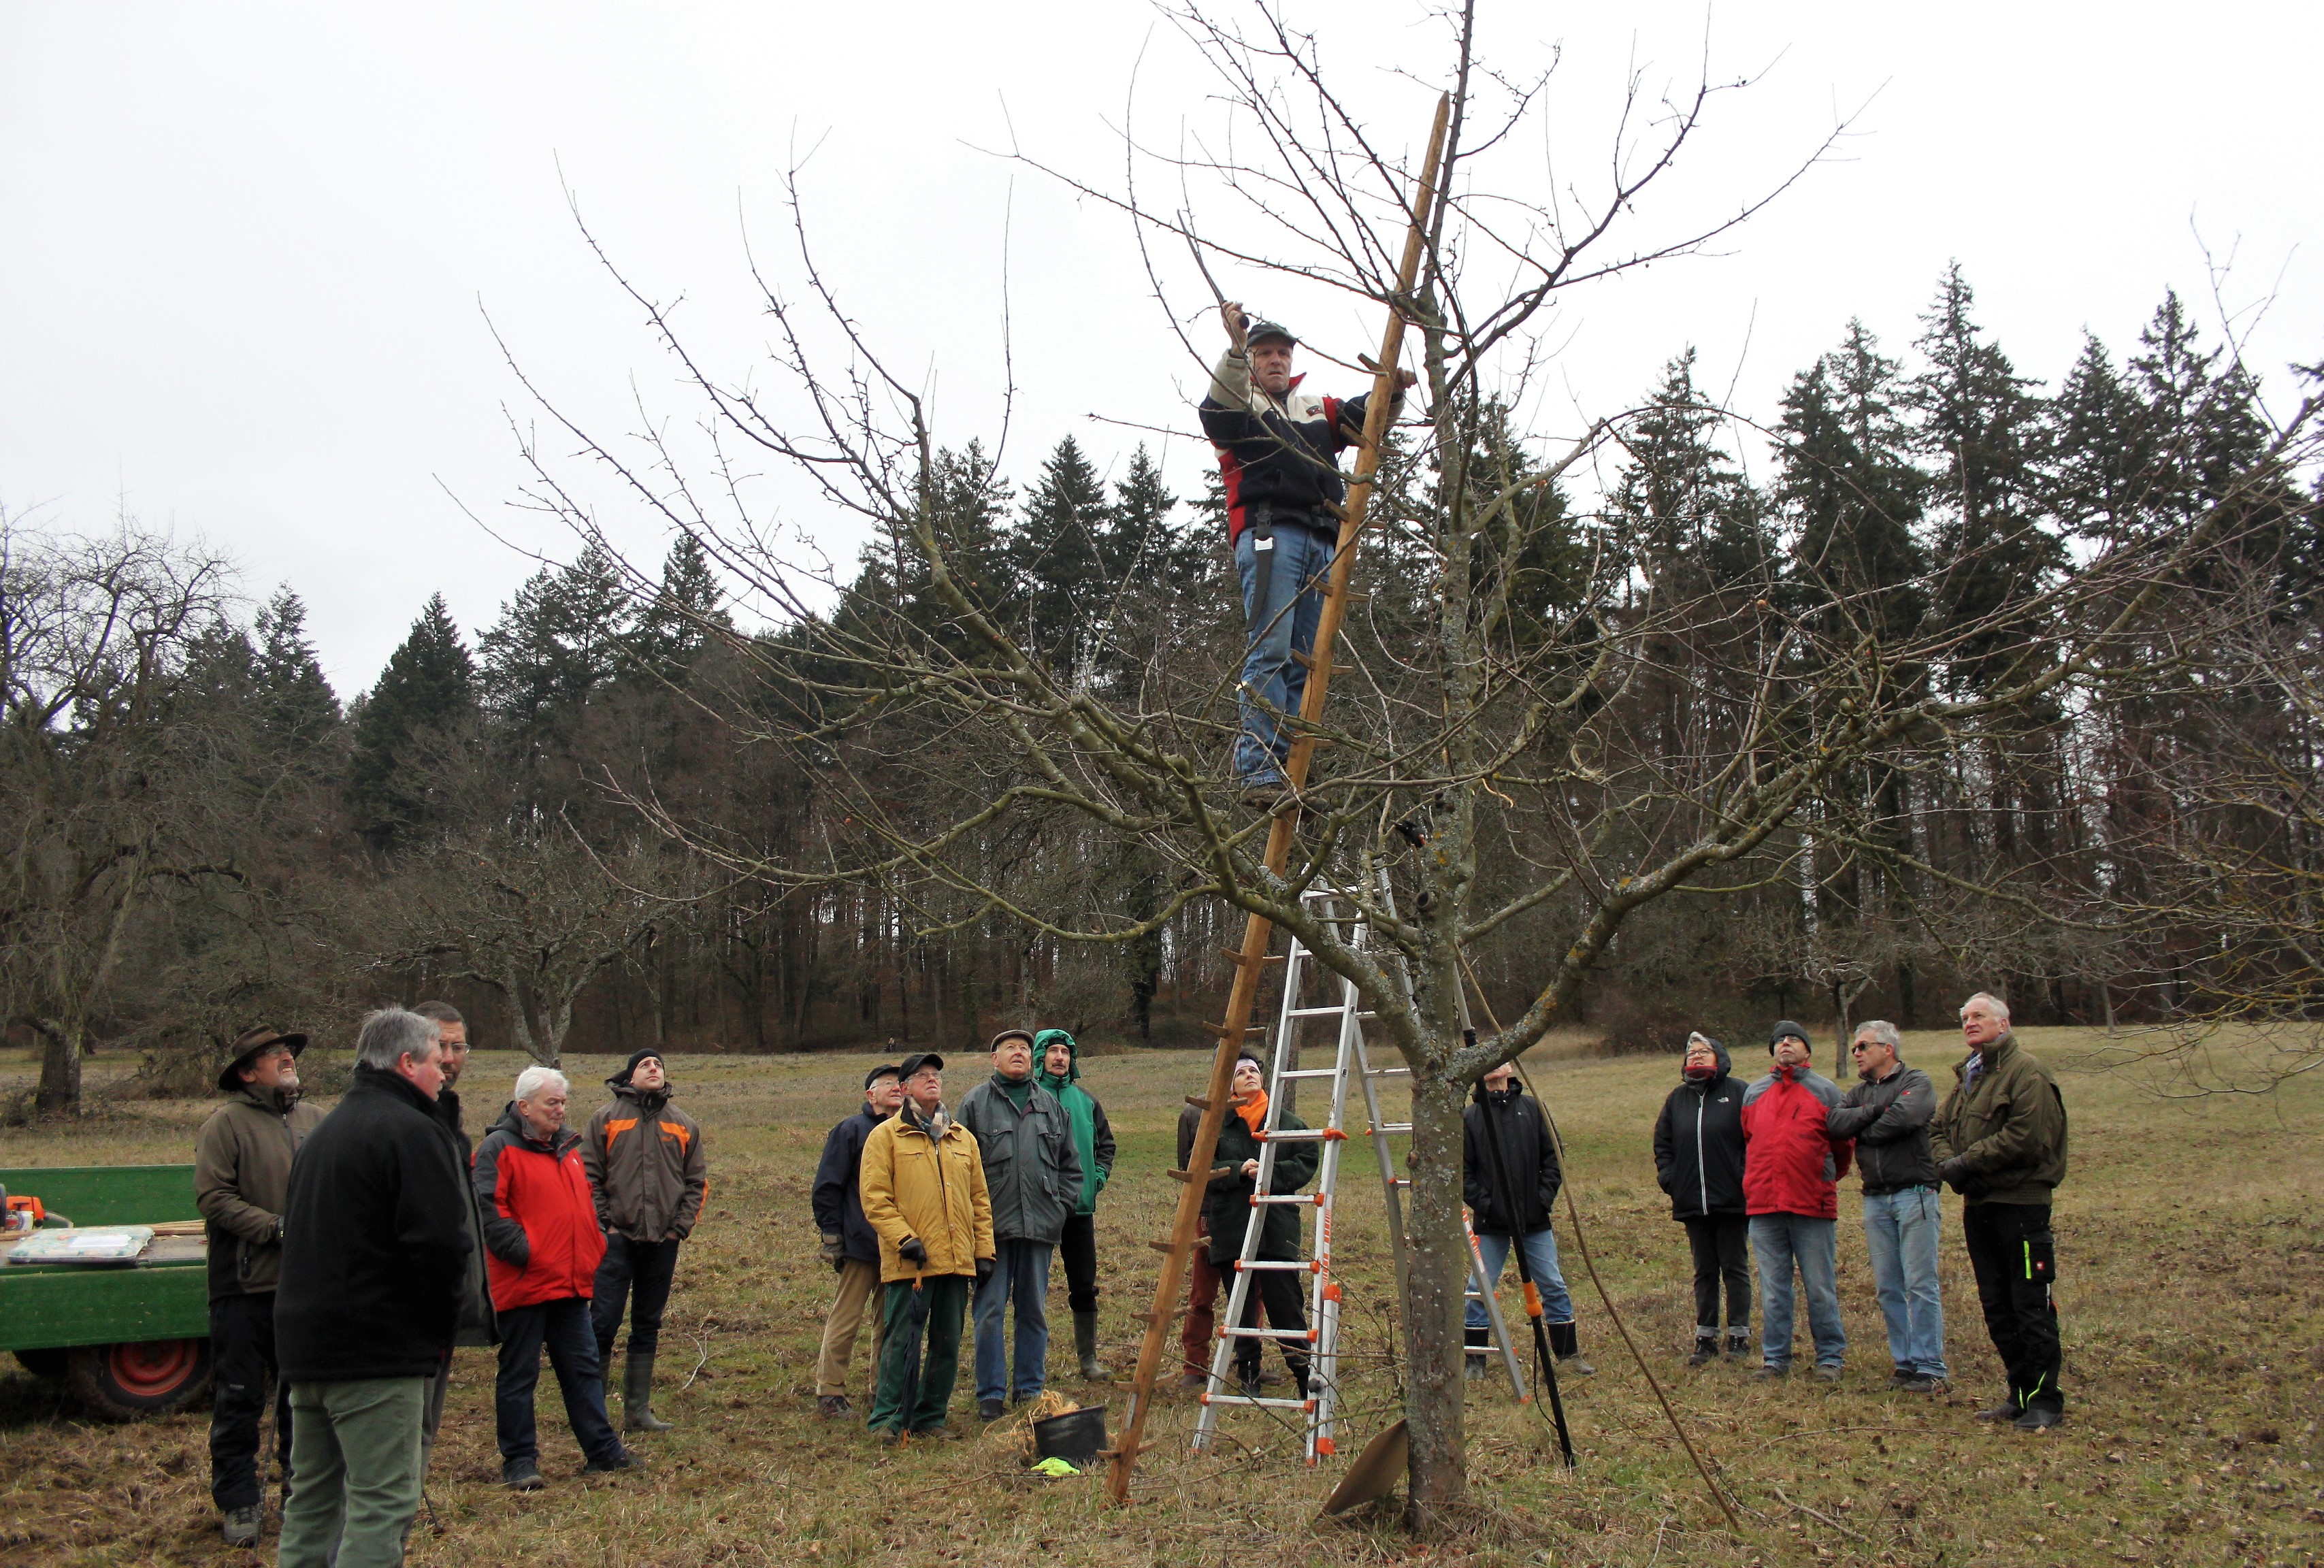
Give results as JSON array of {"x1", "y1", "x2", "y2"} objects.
[
  {"x1": 972, "y1": 1239, "x2": 1052, "y2": 1403},
  {"x1": 1863, "y1": 1186, "x2": 1948, "y2": 1377},
  {"x1": 493, "y1": 1296, "x2": 623, "y2": 1474},
  {"x1": 1232, "y1": 523, "x2": 1334, "y2": 784},
  {"x1": 1464, "y1": 1227, "x2": 1576, "y2": 1331},
  {"x1": 1749, "y1": 1214, "x2": 1845, "y2": 1369}
]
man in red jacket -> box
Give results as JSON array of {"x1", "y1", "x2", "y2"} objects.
[
  {"x1": 1739, "y1": 1022, "x2": 1854, "y2": 1382},
  {"x1": 473, "y1": 1065, "x2": 641, "y2": 1489}
]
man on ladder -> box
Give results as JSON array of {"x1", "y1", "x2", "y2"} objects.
[{"x1": 1199, "y1": 304, "x2": 1413, "y2": 808}]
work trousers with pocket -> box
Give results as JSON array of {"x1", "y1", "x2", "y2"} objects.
[
  {"x1": 1961, "y1": 1200, "x2": 2063, "y2": 1414},
  {"x1": 278, "y1": 1375, "x2": 426, "y2": 1568},
  {"x1": 208, "y1": 1290, "x2": 292, "y2": 1512},
  {"x1": 869, "y1": 1274, "x2": 969, "y2": 1435},
  {"x1": 815, "y1": 1258, "x2": 885, "y2": 1395}
]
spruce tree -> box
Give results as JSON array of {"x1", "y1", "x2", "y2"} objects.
[
  {"x1": 630, "y1": 532, "x2": 731, "y2": 679},
  {"x1": 346, "y1": 593, "x2": 475, "y2": 851},
  {"x1": 252, "y1": 586, "x2": 340, "y2": 756},
  {"x1": 1606, "y1": 348, "x2": 1770, "y2": 590},
  {"x1": 1776, "y1": 321, "x2": 1928, "y2": 643},
  {"x1": 1009, "y1": 435, "x2": 1113, "y2": 671},
  {"x1": 479, "y1": 542, "x2": 635, "y2": 734}
]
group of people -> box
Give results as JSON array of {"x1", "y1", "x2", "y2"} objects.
[
  {"x1": 193, "y1": 1005, "x2": 706, "y2": 1560},
  {"x1": 809, "y1": 1028, "x2": 1113, "y2": 1441},
  {"x1": 1652, "y1": 992, "x2": 2069, "y2": 1429}
]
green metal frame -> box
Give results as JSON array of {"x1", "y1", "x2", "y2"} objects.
[{"x1": 0, "y1": 1165, "x2": 208, "y2": 1354}]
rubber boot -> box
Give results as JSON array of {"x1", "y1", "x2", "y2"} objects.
[
  {"x1": 1463, "y1": 1324, "x2": 1490, "y2": 1380},
  {"x1": 624, "y1": 1352, "x2": 674, "y2": 1433},
  {"x1": 1073, "y1": 1310, "x2": 1108, "y2": 1379},
  {"x1": 1548, "y1": 1320, "x2": 1596, "y2": 1376}
]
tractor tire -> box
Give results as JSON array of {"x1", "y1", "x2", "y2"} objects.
[
  {"x1": 65, "y1": 1339, "x2": 212, "y2": 1421},
  {"x1": 12, "y1": 1348, "x2": 69, "y2": 1380}
]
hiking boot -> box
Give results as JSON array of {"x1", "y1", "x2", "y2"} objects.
[
  {"x1": 979, "y1": 1398, "x2": 1005, "y2": 1420},
  {"x1": 817, "y1": 1394, "x2": 851, "y2": 1419},
  {"x1": 1686, "y1": 1337, "x2": 1719, "y2": 1368},
  {"x1": 1257, "y1": 1367, "x2": 1288, "y2": 1387},
  {"x1": 1812, "y1": 1364, "x2": 1844, "y2": 1385},
  {"x1": 503, "y1": 1461, "x2": 545, "y2": 1491},
  {"x1": 1975, "y1": 1400, "x2": 2020, "y2": 1422},
  {"x1": 1237, "y1": 1367, "x2": 1263, "y2": 1399},
  {"x1": 623, "y1": 1352, "x2": 674, "y2": 1433},
  {"x1": 875, "y1": 1426, "x2": 906, "y2": 1448},
  {"x1": 582, "y1": 1447, "x2": 647, "y2": 1474},
  {"x1": 910, "y1": 1422, "x2": 965, "y2": 1441},
  {"x1": 1073, "y1": 1310, "x2": 1109, "y2": 1380},
  {"x1": 1723, "y1": 1331, "x2": 1753, "y2": 1361},
  {"x1": 1894, "y1": 1374, "x2": 1944, "y2": 1394},
  {"x1": 1548, "y1": 1320, "x2": 1594, "y2": 1375},
  {"x1": 1754, "y1": 1364, "x2": 1790, "y2": 1382},
  {"x1": 1180, "y1": 1371, "x2": 1208, "y2": 1390},
  {"x1": 221, "y1": 1505, "x2": 261, "y2": 1547},
  {"x1": 2012, "y1": 1406, "x2": 2064, "y2": 1432}
]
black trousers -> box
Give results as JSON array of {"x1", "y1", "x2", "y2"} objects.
[
  {"x1": 208, "y1": 1292, "x2": 292, "y2": 1511},
  {"x1": 1682, "y1": 1215, "x2": 1752, "y2": 1332},
  {"x1": 591, "y1": 1236, "x2": 681, "y2": 1363},
  {"x1": 1230, "y1": 1265, "x2": 1311, "y2": 1386},
  {"x1": 1961, "y1": 1201, "x2": 2063, "y2": 1413},
  {"x1": 1058, "y1": 1212, "x2": 1100, "y2": 1314}
]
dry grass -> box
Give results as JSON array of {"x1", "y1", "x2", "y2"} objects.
[{"x1": 1, "y1": 1025, "x2": 2319, "y2": 1567}]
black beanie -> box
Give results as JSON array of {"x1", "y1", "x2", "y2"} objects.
[
  {"x1": 613, "y1": 1047, "x2": 666, "y2": 1085},
  {"x1": 1768, "y1": 1020, "x2": 1812, "y2": 1051}
]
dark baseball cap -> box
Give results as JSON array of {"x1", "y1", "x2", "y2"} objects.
[
  {"x1": 898, "y1": 1051, "x2": 945, "y2": 1080},
  {"x1": 864, "y1": 1062, "x2": 903, "y2": 1089}
]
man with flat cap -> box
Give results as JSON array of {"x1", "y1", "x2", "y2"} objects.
[{"x1": 194, "y1": 1026, "x2": 325, "y2": 1548}]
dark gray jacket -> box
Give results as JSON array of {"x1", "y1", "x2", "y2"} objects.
[
  {"x1": 1827, "y1": 1063, "x2": 1939, "y2": 1194},
  {"x1": 955, "y1": 1074, "x2": 1081, "y2": 1245}
]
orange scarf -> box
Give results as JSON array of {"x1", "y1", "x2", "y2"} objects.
[{"x1": 1237, "y1": 1088, "x2": 1269, "y2": 1137}]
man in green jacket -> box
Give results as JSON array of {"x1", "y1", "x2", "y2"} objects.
[
  {"x1": 955, "y1": 1028, "x2": 1080, "y2": 1419},
  {"x1": 1931, "y1": 992, "x2": 2069, "y2": 1431},
  {"x1": 1033, "y1": 1029, "x2": 1116, "y2": 1379}
]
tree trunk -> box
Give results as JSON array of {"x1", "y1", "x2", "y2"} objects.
[
  {"x1": 2099, "y1": 979, "x2": 2116, "y2": 1035},
  {"x1": 1401, "y1": 1066, "x2": 1470, "y2": 1529},
  {"x1": 35, "y1": 1018, "x2": 82, "y2": 1117}
]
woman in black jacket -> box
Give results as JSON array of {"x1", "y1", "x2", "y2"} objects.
[
  {"x1": 1652, "y1": 1033, "x2": 1752, "y2": 1364},
  {"x1": 1203, "y1": 1054, "x2": 1320, "y2": 1397}
]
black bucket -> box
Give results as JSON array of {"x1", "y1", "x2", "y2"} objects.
[{"x1": 1031, "y1": 1405, "x2": 1108, "y2": 1469}]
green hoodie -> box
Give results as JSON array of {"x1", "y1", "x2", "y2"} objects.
[{"x1": 1033, "y1": 1028, "x2": 1116, "y2": 1214}]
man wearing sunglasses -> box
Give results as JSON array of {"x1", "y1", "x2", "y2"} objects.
[{"x1": 1826, "y1": 1022, "x2": 1948, "y2": 1393}]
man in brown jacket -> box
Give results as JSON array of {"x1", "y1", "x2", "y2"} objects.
[
  {"x1": 193, "y1": 1026, "x2": 325, "y2": 1548},
  {"x1": 581, "y1": 1048, "x2": 708, "y2": 1433}
]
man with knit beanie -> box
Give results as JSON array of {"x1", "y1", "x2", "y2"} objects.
[
  {"x1": 956, "y1": 1028, "x2": 1079, "y2": 1418},
  {"x1": 1739, "y1": 1022, "x2": 1854, "y2": 1382},
  {"x1": 1032, "y1": 1028, "x2": 1116, "y2": 1379},
  {"x1": 580, "y1": 1048, "x2": 708, "y2": 1435}
]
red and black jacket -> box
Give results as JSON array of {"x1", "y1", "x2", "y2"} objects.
[
  {"x1": 1198, "y1": 351, "x2": 1390, "y2": 545},
  {"x1": 1739, "y1": 1063, "x2": 1854, "y2": 1220},
  {"x1": 472, "y1": 1105, "x2": 607, "y2": 1311}
]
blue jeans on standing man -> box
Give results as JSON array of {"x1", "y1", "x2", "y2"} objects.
[
  {"x1": 1232, "y1": 521, "x2": 1335, "y2": 785},
  {"x1": 972, "y1": 1239, "x2": 1053, "y2": 1405},
  {"x1": 1748, "y1": 1213, "x2": 1846, "y2": 1370},
  {"x1": 1861, "y1": 1185, "x2": 1948, "y2": 1378},
  {"x1": 1463, "y1": 1226, "x2": 1577, "y2": 1333}
]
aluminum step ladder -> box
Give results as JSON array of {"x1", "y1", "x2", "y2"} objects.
[{"x1": 1191, "y1": 883, "x2": 1526, "y2": 1463}]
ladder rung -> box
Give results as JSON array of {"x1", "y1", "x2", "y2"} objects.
[
  {"x1": 1290, "y1": 649, "x2": 1354, "y2": 676},
  {"x1": 1147, "y1": 1238, "x2": 1190, "y2": 1254},
  {"x1": 1200, "y1": 1394, "x2": 1314, "y2": 1410},
  {"x1": 1184, "y1": 1094, "x2": 1258, "y2": 1111},
  {"x1": 1276, "y1": 1068, "x2": 1339, "y2": 1080},
  {"x1": 1369, "y1": 1123, "x2": 1412, "y2": 1136},
  {"x1": 1258, "y1": 1128, "x2": 1344, "y2": 1143},
  {"x1": 1235, "y1": 1260, "x2": 1320, "y2": 1273},
  {"x1": 1286, "y1": 1005, "x2": 1373, "y2": 1019},
  {"x1": 1219, "y1": 1326, "x2": 1317, "y2": 1341},
  {"x1": 1204, "y1": 1022, "x2": 1271, "y2": 1036},
  {"x1": 1249, "y1": 1194, "x2": 1323, "y2": 1206},
  {"x1": 1166, "y1": 1166, "x2": 1233, "y2": 1183},
  {"x1": 1222, "y1": 947, "x2": 1286, "y2": 965},
  {"x1": 1368, "y1": 1066, "x2": 1411, "y2": 1077}
]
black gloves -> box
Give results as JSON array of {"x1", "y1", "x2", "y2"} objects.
[
  {"x1": 1937, "y1": 1158, "x2": 1985, "y2": 1198},
  {"x1": 820, "y1": 1232, "x2": 845, "y2": 1271},
  {"x1": 975, "y1": 1256, "x2": 995, "y2": 1288},
  {"x1": 898, "y1": 1237, "x2": 928, "y2": 1268}
]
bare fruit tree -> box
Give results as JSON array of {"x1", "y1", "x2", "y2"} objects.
[{"x1": 502, "y1": 4, "x2": 2318, "y2": 1528}]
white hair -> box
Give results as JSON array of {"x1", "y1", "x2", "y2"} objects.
[
  {"x1": 512, "y1": 1065, "x2": 569, "y2": 1104},
  {"x1": 1961, "y1": 992, "x2": 2012, "y2": 1023},
  {"x1": 1854, "y1": 1019, "x2": 1903, "y2": 1049}
]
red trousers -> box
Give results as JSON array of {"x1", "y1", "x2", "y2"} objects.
[{"x1": 1181, "y1": 1220, "x2": 1263, "y2": 1375}]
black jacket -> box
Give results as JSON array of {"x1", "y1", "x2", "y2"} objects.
[
  {"x1": 812, "y1": 1102, "x2": 887, "y2": 1266},
  {"x1": 1203, "y1": 1107, "x2": 1321, "y2": 1265},
  {"x1": 1652, "y1": 1041, "x2": 1747, "y2": 1221},
  {"x1": 429, "y1": 1085, "x2": 500, "y2": 1346},
  {"x1": 1827, "y1": 1063, "x2": 1940, "y2": 1194},
  {"x1": 275, "y1": 1066, "x2": 474, "y2": 1383},
  {"x1": 1198, "y1": 352, "x2": 1395, "y2": 545},
  {"x1": 1462, "y1": 1085, "x2": 1562, "y2": 1236}
]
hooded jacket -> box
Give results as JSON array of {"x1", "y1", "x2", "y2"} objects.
[
  {"x1": 1462, "y1": 1082, "x2": 1562, "y2": 1236},
  {"x1": 1740, "y1": 1061, "x2": 1854, "y2": 1220},
  {"x1": 1929, "y1": 1031, "x2": 2068, "y2": 1206},
  {"x1": 813, "y1": 1100, "x2": 889, "y2": 1267},
  {"x1": 194, "y1": 1083, "x2": 325, "y2": 1298},
  {"x1": 955, "y1": 1068, "x2": 1081, "y2": 1245},
  {"x1": 580, "y1": 1073, "x2": 708, "y2": 1243},
  {"x1": 473, "y1": 1104, "x2": 608, "y2": 1311},
  {"x1": 275, "y1": 1066, "x2": 473, "y2": 1383},
  {"x1": 1652, "y1": 1039, "x2": 1746, "y2": 1221},
  {"x1": 1197, "y1": 350, "x2": 1395, "y2": 545},
  {"x1": 1203, "y1": 1102, "x2": 1320, "y2": 1266},
  {"x1": 858, "y1": 1099, "x2": 996, "y2": 1284},
  {"x1": 1827, "y1": 1060, "x2": 1940, "y2": 1194},
  {"x1": 1032, "y1": 1028, "x2": 1115, "y2": 1215}
]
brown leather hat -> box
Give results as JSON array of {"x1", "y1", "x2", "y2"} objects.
[{"x1": 217, "y1": 1026, "x2": 308, "y2": 1093}]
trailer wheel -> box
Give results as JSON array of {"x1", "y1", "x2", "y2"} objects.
[
  {"x1": 65, "y1": 1339, "x2": 212, "y2": 1420},
  {"x1": 12, "y1": 1348, "x2": 68, "y2": 1380}
]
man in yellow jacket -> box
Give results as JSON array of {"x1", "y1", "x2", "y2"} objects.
[{"x1": 858, "y1": 1051, "x2": 996, "y2": 1443}]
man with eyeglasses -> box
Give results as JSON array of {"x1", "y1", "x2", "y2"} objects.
[{"x1": 1826, "y1": 1022, "x2": 1948, "y2": 1392}]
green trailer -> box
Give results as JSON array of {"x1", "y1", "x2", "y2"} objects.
[{"x1": 0, "y1": 1164, "x2": 214, "y2": 1419}]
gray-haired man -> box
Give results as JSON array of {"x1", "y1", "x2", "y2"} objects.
[{"x1": 1827, "y1": 1021, "x2": 1947, "y2": 1391}]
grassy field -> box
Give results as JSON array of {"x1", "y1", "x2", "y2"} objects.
[{"x1": 1, "y1": 1025, "x2": 2319, "y2": 1567}]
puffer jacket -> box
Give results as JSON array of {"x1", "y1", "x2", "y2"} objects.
[
  {"x1": 1198, "y1": 351, "x2": 1396, "y2": 545},
  {"x1": 1032, "y1": 1028, "x2": 1115, "y2": 1215},
  {"x1": 472, "y1": 1105, "x2": 607, "y2": 1311},
  {"x1": 1929, "y1": 1032, "x2": 2068, "y2": 1205},
  {"x1": 1462, "y1": 1084, "x2": 1561, "y2": 1236},
  {"x1": 1827, "y1": 1062, "x2": 1940, "y2": 1194},
  {"x1": 1204, "y1": 1102, "x2": 1321, "y2": 1266},
  {"x1": 580, "y1": 1078, "x2": 708, "y2": 1243},
  {"x1": 1652, "y1": 1039, "x2": 1746, "y2": 1221},
  {"x1": 1740, "y1": 1062, "x2": 1854, "y2": 1220},
  {"x1": 955, "y1": 1071, "x2": 1080, "y2": 1245},
  {"x1": 194, "y1": 1085, "x2": 325, "y2": 1298},
  {"x1": 859, "y1": 1100, "x2": 996, "y2": 1284}
]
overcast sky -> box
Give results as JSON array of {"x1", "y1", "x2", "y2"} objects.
[{"x1": 4, "y1": 3, "x2": 2317, "y2": 699}]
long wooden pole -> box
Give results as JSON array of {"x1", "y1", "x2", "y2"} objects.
[{"x1": 1107, "y1": 94, "x2": 1451, "y2": 1504}]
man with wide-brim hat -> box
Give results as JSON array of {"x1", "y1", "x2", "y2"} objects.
[{"x1": 194, "y1": 1026, "x2": 325, "y2": 1548}]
